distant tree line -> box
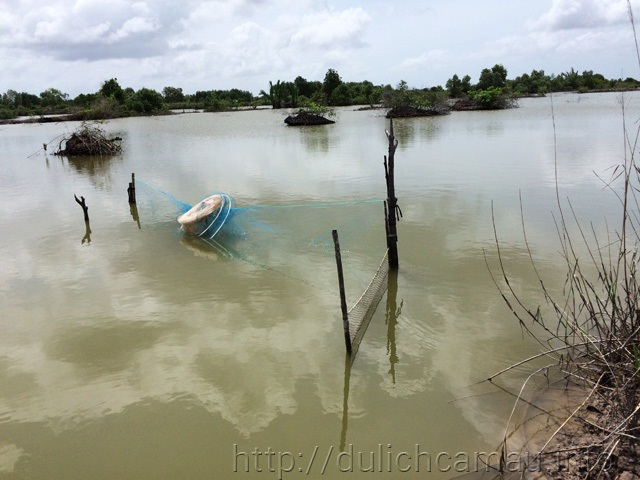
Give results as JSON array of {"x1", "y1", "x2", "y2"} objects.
[
  {"x1": 0, "y1": 78, "x2": 258, "y2": 120},
  {"x1": 1, "y1": 66, "x2": 638, "y2": 120},
  {"x1": 258, "y1": 69, "x2": 383, "y2": 109},
  {"x1": 446, "y1": 65, "x2": 639, "y2": 97}
]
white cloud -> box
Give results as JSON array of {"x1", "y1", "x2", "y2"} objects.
[
  {"x1": 288, "y1": 7, "x2": 371, "y2": 49},
  {"x1": 110, "y1": 16, "x2": 160, "y2": 42},
  {"x1": 1, "y1": 0, "x2": 640, "y2": 96},
  {"x1": 532, "y1": 0, "x2": 632, "y2": 31},
  {"x1": 398, "y1": 50, "x2": 446, "y2": 69},
  {"x1": 216, "y1": 22, "x2": 283, "y2": 78},
  {"x1": 2, "y1": 0, "x2": 190, "y2": 60}
]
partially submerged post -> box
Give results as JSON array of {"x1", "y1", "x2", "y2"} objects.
[
  {"x1": 74, "y1": 194, "x2": 89, "y2": 222},
  {"x1": 127, "y1": 173, "x2": 141, "y2": 228},
  {"x1": 384, "y1": 119, "x2": 401, "y2": 269},
  {"x1": 333, "y1": 229, "x2": 352, "y2": 354},
  {"x1": 128, "y1": 173, "x2": 136, "y2": 204}
]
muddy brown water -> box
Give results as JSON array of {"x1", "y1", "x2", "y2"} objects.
[{"x1": 0, "y1": 92, "x2": 637, "y2": 478}]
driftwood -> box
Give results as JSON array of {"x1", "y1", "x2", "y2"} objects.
[
  {"x1": 74, "y1": 194, "x2": 89, "y2": 221},
  {"x1": 55, "y1": 122, "x2": 122, "y2": 156}
]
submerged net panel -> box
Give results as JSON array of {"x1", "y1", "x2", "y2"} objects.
[
  {"x1": 224, "y1": 201, "x2": 388, "y2": 308},
  {"x1": 133, "y1": 179, "x2": 387, "y2": 305},
  {"x1": 134, "y1": 179, "x2": 192, "y2": 227},
  {"x1": 348, "y1": 249, "x2": 389, "y2": 353},
  {"x1": 134, "y1": 179, "x2": 391, "y2": 352}
]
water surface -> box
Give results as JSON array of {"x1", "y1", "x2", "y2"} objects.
[{"x1": 0, "y1": 92, "x2": 637, "y2": 479}]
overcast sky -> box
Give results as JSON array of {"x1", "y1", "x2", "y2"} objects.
[{"x1": 1, "y1": 0, "x2": 640, "y2": 97}]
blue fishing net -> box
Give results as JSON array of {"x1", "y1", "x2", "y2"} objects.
[
  {"x1": 134, "y1": 178, "x2": 385, "y2": 271},
  {"x1": 133, "y1": 178, "x2": 390, "y2": 338},
  {"x1": 135, "y1": 179, "x2": 383, "y2": 248}
]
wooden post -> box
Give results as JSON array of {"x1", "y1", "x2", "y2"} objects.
[
  {"x1": 74, "y1": 194, "x2": 89, "y2": 222},
  {"x1": 384, "y1": 119, "x2": 400, "y2": 269},
  {"x1": 128, "y1": 172, "x2": 136, "y2": 204},
  {"x1": 333, "y1": 229, "x2": 352, "y2": 354}
]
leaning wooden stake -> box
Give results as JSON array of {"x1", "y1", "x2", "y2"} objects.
[
  {"x1": 384, "y1": 119, "x2": 400, "y2": 269},
  {"x1": 128, "y1": 172, "x2": 136, "y2": 204},
  {"x1": 74, "y1": 194, "x2": 89, "y2": 221},
  {"x1": 333, "y1": 229, "x2": 352, "y2": 354}
]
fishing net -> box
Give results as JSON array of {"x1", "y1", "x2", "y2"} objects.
[
  {"x1": 133, "y1": 179, "x2": 390, "y2": 345},
  {"x1": 348, "y1": 249, "x2": 389, "y2": 353}
]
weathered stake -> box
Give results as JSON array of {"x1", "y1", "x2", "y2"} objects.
[
  {"x1": 74, "y1": 194, "x2": 89, "y2": 222},
  {"x1": 384, "y1": 119, "x2": 401, "y2": 269},
  {"x1": 332, "y1": 229, "x2": 352, "y2": 354},
  {"x1": 127, "y1": 172, "x2": 136, "y2": 204}
]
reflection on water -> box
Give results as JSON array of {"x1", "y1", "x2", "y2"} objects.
[
  {"x1": 385, "y1": 269, "x2": 402, "y2": 384},
  {"x1": 66, "y1": 154, "x2": 124, "y2": 190},
  {"x1": 180, "y1": 235, "x2": 232, "y2": 261},
  {"x1": 129, "y1": 202, "x2": 141, "y2": 229},
  {"x1": 299, "y1": 124, "x2": 332, "y2": 152},
  {"x1": 0, "y1": 92, "x2": 637, "y2": 478},
  {"x1": 341, "y1": 267, "x2": 402, "y2": 451},
  {"x1": 393, "y1": 117, "x2": 442, "y2": 147}
]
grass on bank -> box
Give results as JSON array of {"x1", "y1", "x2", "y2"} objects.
[{"x1": 483, "y1": 3, "x2": 640, "y2": 478}]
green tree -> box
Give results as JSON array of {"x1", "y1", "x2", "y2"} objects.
[
  {"x1": 512, "y1": 73, "x2": 531, "y2": 95},
  {"x1": 260, "y1": 80, "x2": 279, "y2": 108},
  {"x1": 223, "y1": 89, "x2": 254, "y2": 104},
  {"x1": 2, "y1": 89, "x2": 17, "y2": 107},
  {"x1": 294, "y1": 76, "x2": 314, "y2": 98},
  {"x1": 192, "y1": 90, "x2": 213, "y2": 106},
  {"x1": 162, "y1": 86, "x2": 185, "y2": 103},
  {"x1": 559, "y1": 68, "x2": 580, "y2": 90},
  {"x1": 260, "y1": 80, "x2": 298, "y2": 108},
  {"x1": 477, "y1": 64, "x2": 507, "y2": 90},
  {"x1": 126, "y1": 87, "x2": 164, "y2": 114},
  {"x1": 100, "y1": 78, "x2": 124, "y2": 102},
  {"x1": 72, "y1": 93, "x2": 98, "y2": 108},
  {"x1": 446, "y1": 74, "x2": 463, "y2": 98},
  {"x1": 530, "y1": 69, "x2": 548, "y2": 94},
  {"x1": 461, "y1": 75, "x2": 472, "y2": 94},
  {"x1": 39, "y1": 88, "x2": 68, "y2": 109},
  {"x1": 396, "y1": 80, "x2": 410, "y2": 105},
  {"x1": 329, "y1": 83, "x2": 352, "y2": 106},
  {"x1": 15, "y1": 92, "x2": 40, "y2": 109},
  {"x1": 343, "y1": 80, "x2": 378, "y2": 105},
  {"x1": 323, "y1": 69, "x2": 342, "y2": 105},
  {"x1": 580, "y1": 70, "x2": 607, "y2": 91}
]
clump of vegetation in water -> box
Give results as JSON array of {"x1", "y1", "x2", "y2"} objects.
[
  {"x1": 284, "y1": 103, "x2": 335, "y2": 126},
  {"x1": 54, "y1": 122, "x2": 122, "y2": 156},
  {"x1": 383, "y1": 80, "x2": 450, "y2": 118},
  {"x1": 449, "y1": 64, "x2": 518, "y2": 110}
]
